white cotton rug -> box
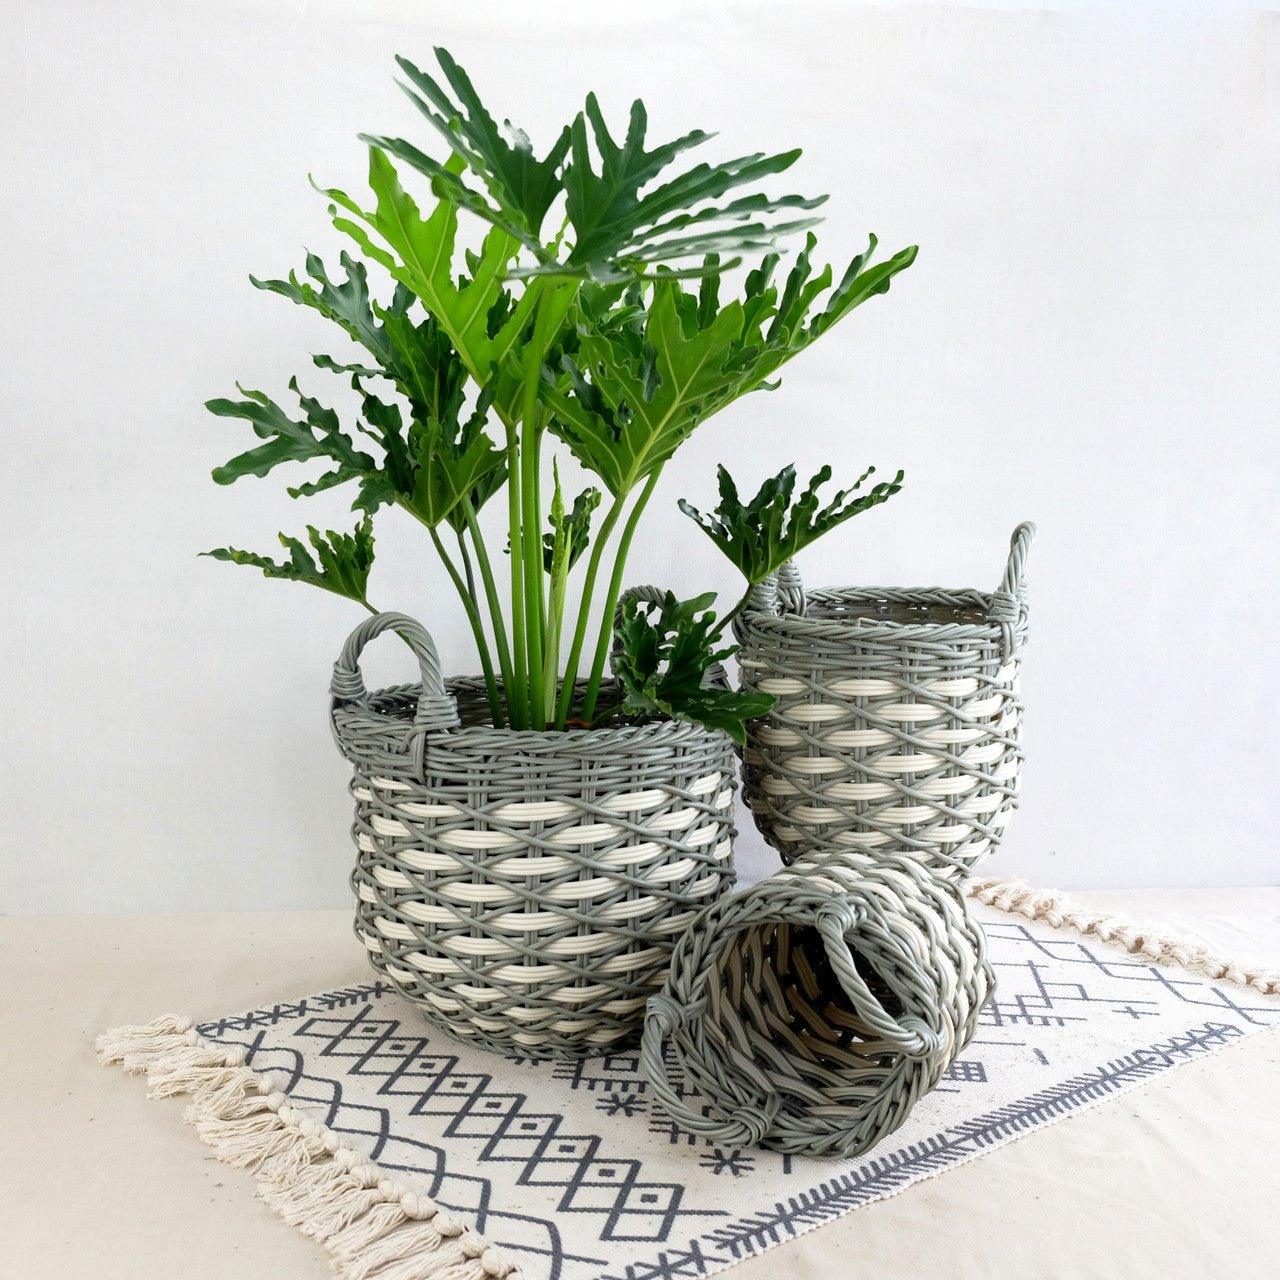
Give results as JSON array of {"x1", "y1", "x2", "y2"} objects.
[{"x1": 99, "y1": 881, "x2": 1280, "y2": 1280}]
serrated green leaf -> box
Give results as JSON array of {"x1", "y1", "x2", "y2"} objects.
[
  {"x1": 712, "y1": 234, "x2": 919, "y2": 405},
  {"x1": 251, "y1": 251, "x2": 394, "y2": 363},
  {"x1": 550, "y1": 96, "x2": 823, "y2": 280},
  {"x1": 362, "y1": 50, "x2": 824, "y2": 281},
  {"x1": 404, "y1": 393, "x2": 506, "y2": 529},
  {"x1": 603, "y1": 589, "x2": 773, "y2": 743},
  {"x1": 207, "y1": 379, "x2": 374, "y2": 487},
  {"x1": 546, "y1": 281, "x2": 744, "y2": 494},
  {"x1": 202, "y1": 519, "x2": 375, "y2": 604},
  {"x1": 385, "y1": 49, "x2": 571, "y2": 245},
  {"x1": 321, "y1": 149, "x2": 549, "y2": 423},
  {"x1": 679, "y1": 462, "x2": 904, "y2": 585},
  {"x1": 542, "y1": 484, "x2": 601, "y2": 573}
]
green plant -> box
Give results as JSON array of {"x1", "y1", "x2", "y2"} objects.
[
  {"x1": 679, "y1": 462, "x2": 904, "y2": 629},
  {"x1": 207, "y1": 48, "x2": 912, "y2": 736},
  {"x1": 605, "y1": 591, "x2": 774, "y2": 744}
]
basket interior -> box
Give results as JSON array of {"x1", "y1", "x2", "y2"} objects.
[
  {"x1": 366, "y1": 678, "x2": 629, "y2": 730},
  {"x1": 804, "y1": 595, "x2": 990, "y2": 626},
  {"x1": 704, "y1": 921, "x2": 909, "y2": 1100}
]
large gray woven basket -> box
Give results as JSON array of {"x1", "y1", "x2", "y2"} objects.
[
  {"x1": 329, "y1": 612, "x2": 739, "y2": 1060},
  {"x1": 735, "y1": 522, "x2": 1035, "y2": 875},
  {"x1": 640, "y1": 849, "x2": 992, "y2": 1157}
]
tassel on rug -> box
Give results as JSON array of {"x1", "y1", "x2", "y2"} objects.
[
  {"x1": 969, "y1": 877, "x2": 1280, "y2": 994},
  {"x1": 97, "y1": 884, "x2": 1277, "y2": 1278},
  {"x1": 95, "y1": 1017, "x2": 519, "y2": 1279}
]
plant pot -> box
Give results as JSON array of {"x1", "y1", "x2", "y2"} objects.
[
  {"x1": 329, "y1": 612, "x2": 739, "y2": 1059},
  {"x1": 640, "y1": 848, "x2": 992, "y2": 1157},
  {"x1": 734, "y1": 522, "x2": 1035, "y2": 876}
]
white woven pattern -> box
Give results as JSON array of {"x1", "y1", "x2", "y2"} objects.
[
  {"x1": 341, "y1": 681, "x2": 739, "y2": 1057},
  {"x1": 735, "y1": 525, "x2": 1034, "y2": 876},
  {"x1": 742, "y1": 649, "x2": 1022, "y2": 865}
]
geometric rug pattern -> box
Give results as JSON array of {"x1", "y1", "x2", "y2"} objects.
[{"x1": 192, "y1": 901, "x2": 1280, "y2": 1279}]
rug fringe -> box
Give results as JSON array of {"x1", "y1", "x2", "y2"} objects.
[
  {"x1": 96, "y1": 1017, "x2": 519, "y2": 1279},
  {"x1": 969, "y1": 878, "x2": 1280, "y2": 994}
]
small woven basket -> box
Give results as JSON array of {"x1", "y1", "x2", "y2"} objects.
[
  {"x1": 640, "y1": 849, "x2": 992, "y2": 1157},
  {"x1": 329, "y1": 612, "x2": 739, "y2": 1060},
  {"x1": 735, "y1": 522, "x2": 1036, "y2": 875}
]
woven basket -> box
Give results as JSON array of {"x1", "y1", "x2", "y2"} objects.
[
  {"x1": 735, "y1": 522, "x2": 1036, "y2": 875},
  {"x1": 640, "y1": 849, "x2": 992, "y2": 1157},
  {"x1": 329, "y1": 612, "x2": 739, "y2": 1060}
]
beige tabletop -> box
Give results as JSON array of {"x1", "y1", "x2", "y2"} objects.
[{"x1": 4, "y1": 888, "x2": 1279, "y2": 1280}]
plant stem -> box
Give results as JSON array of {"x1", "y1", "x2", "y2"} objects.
[
  {"x1": 504, "y1": 424, "x2": 528, "y2": 729},
  {"x1": 427, "y1": 524, "x2": 503, "y2": 726},
  {"x1": 553, "y1": 492, "x2": 627, "y2": 728},
  {"x1": 455, "y1": 528, "x2": 478, "y2": 604},
  {"x1": 707, "y1": 583, "x2": 756, "y2": 642},
  {"x1": 580, "y1": 467, "x2": 663, "y2": 722},
  {"x1": 520, "y1": 408, "x2": 545, "y2": 726},
  {"x1": 461, "y1": 499, "x2": 516, "y2": 710},
  {"x1": 542, "y1": 544, "x2": 569, "y2": 729}
]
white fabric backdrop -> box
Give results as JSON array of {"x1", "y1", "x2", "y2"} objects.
[{"x1": 3, "y1": 0, "x2": 1278, "y2": 912}]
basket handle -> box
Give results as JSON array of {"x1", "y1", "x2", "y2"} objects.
[
  {"x1": 744, "y1": 561, "x2": 807, "y2": 617},
  {"x1": 641, "y1": 994, "x2": 781, "y2": 1148},
  {"x1": 985, "y1": 521, "x2": 1037, "y2": 626},
  {"x1": 612, "y1": 586, "x2": 729, "y2": 688},
  {"x1": 330, "y1": 611, "x2": 460, "y2": 733}
]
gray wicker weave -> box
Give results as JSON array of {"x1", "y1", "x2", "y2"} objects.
[
  {"x1": 329, "y1": 612, "x2": 739, "y2": 1060},
  {"x1": 640, "y1": 849, "x2": 992, "y2": 1157},
  {"x1": 735, "y1": 522, "x2": 1036, "y2": 875}
]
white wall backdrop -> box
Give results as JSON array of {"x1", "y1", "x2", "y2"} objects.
[{"x1": 4, "y1": 0, "x2": 1279, "y2": 914}]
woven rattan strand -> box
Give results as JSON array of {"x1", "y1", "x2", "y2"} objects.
[
  {"x1": 330, "y1": 612, "x2": 739, "y2": 1059},
  {"x1": 734, "y1": 523, "x2": 1035, "y2": 875},
  {"x1": 640, "y1": 848, "x2": 992, "y2": 1156}
]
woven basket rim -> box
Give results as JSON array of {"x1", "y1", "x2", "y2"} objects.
[
  {"x1": 348, "y1": 676, "x2": 737, "y2": 755},
  {"x1": 739, "y1": 583, "x2": 1028, "y2": 644}
]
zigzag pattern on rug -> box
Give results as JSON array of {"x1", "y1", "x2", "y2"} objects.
[{"x1": 97, "y1": 878, "x2": 1280, "y2": 1280}]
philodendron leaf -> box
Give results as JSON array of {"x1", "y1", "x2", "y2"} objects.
[
  {"x1": 373, "y1": 49, "x2": 571, "y2": 248},
  {"x1": 546, "y1": 281, "x2": 745, "y2": 495},
  {"x1": 679, "y1": 462, "x2": 904, "y2": 585},
  {"x1": 202, "y1": 519, "x2": 375, "y2": 604},
  {"x1": 542, "y1": 485, "x2": 601, "y2": 573},
  {"x1": 446, "y1": 460, "x2": 508, "y2": 535},
  {"x1": 208, "y1": 379, "x2": 376, "y2": 491},
  {"x1": 251, "y1": 251, "x2": 395, "y2": 364},
  {"x1": 364, "y1": 49, "x2": 824, "y2": 281},
  {"x1": 604, "y1": 590, "x2": 774, "y2": 745},
  {"x1": 404, "y1": 390, "x2": 507, "y2": 529},
  {"x1": 712, "y1": 234, "x2": 919, "y2": 408},
  {"x1": 552, "y1": 97, "x2": 823, "y2": 280},
  {"x1": 321, "y1": 149, "x2": 542, "y2": 417},
  {"x1": 545, "y1": 232, "x2": 914, "y2": 499},
  {"x1": 252, "y1": 249, "x2": 471, "y2": 430}
]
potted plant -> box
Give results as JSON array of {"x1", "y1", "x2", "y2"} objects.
[{"x1": 207, "y1": 49, "x2": 914, "y2": 1057}]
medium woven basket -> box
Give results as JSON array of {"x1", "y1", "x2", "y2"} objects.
[
  {"x1": 640, "y1": 849, "x2": 992, "y2": 1157},
  {"x1": 329, "y1": 612, "x2": 739, "y2": 1060},
  {"x1": 735, "y1": 522, "x2": 1036, "y2": 875}
]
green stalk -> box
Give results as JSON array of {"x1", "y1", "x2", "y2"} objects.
[
  {"x1": 707, "y1": 583, "x2": 756, "y2": 642},
  {"x1": 542, "y1": 473, "x2": 571, "y2": 729},
  {"x1": 427, "y1": 524, "x2": 503, "y2": 725},
  {"x1": 520, "y1": 408, "x2": 545, "y2": 726},
  {"x1": 580, "y1": 467, "x2": 663, "y2": 723},
  {"x1": 504, "y1": 423, "x2": 528, "y2": 729},
  {"x1": 543, "y1": 571, "x2": 567, "y2": 726},
  {"x1": 553, "y1": 492, "x2": 627, "y2": 728},
  {"x1": 515, "y1": 278, "x2": 577, "y2": 728},
  {"x1": 454, "y1": 527, "x2": 478, "y2": 605},
  {"x1": 461, "y1": 499, "x2": 516, "y2": 710}
]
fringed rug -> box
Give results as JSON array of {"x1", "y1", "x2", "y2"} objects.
[{"x1": 99, "y1": 880, "x2": 1280, "y2": 1280}]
